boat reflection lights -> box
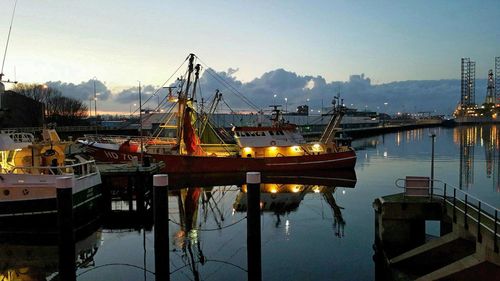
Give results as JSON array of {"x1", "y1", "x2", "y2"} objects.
[
  {"x1": 188, "y1": 229, "x2": 199, "y2": 240},
  {"x1": 17, "y1": 179, "x2": 24, "y2": 183},
  {"x1": 292, "y1": 185, "x2": 301, "y2": 193},
  {"x1": 14, "y1": 148, "x2": 21, "y2": 152},
  {"x1": 291, "y1": 146, "x2": 301, "y2": 152},
  {"x1": 313, "y1": 186, "x2": 321, "y2": 193},
  {"x1": 243, "y1": 147, "x2": 252, "y2": 154},
  {"x1": 270, "y1": 186, "x2": 278, "y2": 193}
]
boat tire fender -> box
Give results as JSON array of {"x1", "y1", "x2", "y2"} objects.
[{"x1": 270, "y1": 141, "x2": 276, "y2": 146}]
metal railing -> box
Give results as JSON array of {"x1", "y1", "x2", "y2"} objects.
[
  {"x1": 395, "y1": 178, "x2": 499, "y2": 253},
  {"x1": 4, "y1": 160, "x2": 99, "y2": 179}
]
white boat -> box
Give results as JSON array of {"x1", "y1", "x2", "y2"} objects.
[{"x1": 0, "y1": 129, "x2": 102, "y2": 225}]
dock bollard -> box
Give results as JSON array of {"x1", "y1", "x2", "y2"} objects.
[
  {"x1": 153, "y1": 174, "x2": 170, "y2": 281},
  {"x1": 56, "y1": 176, "x2": 76, "y2": 281},
  {"x1": 246, "y1": 172, "x2": 262, "y2": 281}
]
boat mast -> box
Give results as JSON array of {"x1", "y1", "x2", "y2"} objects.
[
  {"x1": 0, "y1": 0, "x2": 18, "y2": 110},
  {"x1": 177, "y1": 54, "x2": 195, "y2": 154},
  {"x1": 191, "y1": 63, "x2": 201, "y2": 100}
]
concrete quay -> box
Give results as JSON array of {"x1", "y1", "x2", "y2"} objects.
[{"x1": 373, "y1": 192, "x2": 500, "y2": 280}]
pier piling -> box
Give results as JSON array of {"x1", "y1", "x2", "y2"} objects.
[
  {"x1": 153, "y1": 174, "x2": 170, "y2": 281},
  {"x1": 56, "y1": 176, "x2": 76, "y2": 281},
  {"x1": 247, "y1": 172, "x2": 262, "y2": 281}
]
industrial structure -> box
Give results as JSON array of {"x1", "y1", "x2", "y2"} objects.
[
  {"x1": 460, "y1": 57, "x2": 476, "y2": 107},
  {"x1": 453, "y1": 57, "x2": 500, "y2": 123},
  {"x1": 496, "y1": 57, "x2": 500, "y2": 102}
]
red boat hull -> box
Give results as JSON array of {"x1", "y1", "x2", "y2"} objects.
[{"x1": 81, "y1": 145, "x2": 356, "y2": 173}]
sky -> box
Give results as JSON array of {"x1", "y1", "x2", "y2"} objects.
[{"x1": 1, "y1": 0, "x2": 499, "y2": 115}]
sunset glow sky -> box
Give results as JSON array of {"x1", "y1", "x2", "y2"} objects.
[{"x1": 1, "y1": 0, "x2": 499, "y2": 114}]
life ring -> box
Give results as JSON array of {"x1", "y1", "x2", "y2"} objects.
[{"x1": 270, "y1": 141, "x2": 276, "y2": 146}]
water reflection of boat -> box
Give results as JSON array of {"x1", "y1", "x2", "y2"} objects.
[
  {"x1": 0, "y1": 228, "x2": 101, "y2": 281},
  {"x1": 167, "y1": 169, "x2": 356, "y2": 279},
  {"x1": 168, "y1": 169, "x2": 356, "y2": 188},
  {"x1": 233, "y1": 175, "x2": 355, "y2": 237}
]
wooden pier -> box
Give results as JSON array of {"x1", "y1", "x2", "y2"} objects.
[{"x1": 98, "y1": 162, "x2": 164, "y2": 229}]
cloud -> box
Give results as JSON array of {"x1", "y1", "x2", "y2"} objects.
[
  {"x1": 47, "y1": 79, "x2": 112, "y2": 102},
  {"x1": 44, "y1": 68, "x2": 487, "y2": 116},
  {"x1": 114, "y1": 84, "x2": 162, "y2": 109},
  {"x1": 194, "y1": 68, "x2": 486, "y2": 115}
]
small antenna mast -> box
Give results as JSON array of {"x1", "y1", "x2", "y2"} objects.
[{"x1": 1, "y1": 0, "x2": 18, "y2": 81}]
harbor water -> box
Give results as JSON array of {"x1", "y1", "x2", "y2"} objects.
[{"x1": 1, "y1": 125, "x2": 498, "y2": 280}]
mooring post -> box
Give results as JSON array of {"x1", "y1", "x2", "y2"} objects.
[
  {"x1": 136, "y1": 173, "x2": 145, "y2": 213},
  {"x1": 153, "y1": 174, "x2": 169, "y2": 281},
  {"x1": 56, "y1": 176, "x2": 76, "y2": 281},
  {"x1": 246, "y1": 172, "x2": 262, "y2": 281}
]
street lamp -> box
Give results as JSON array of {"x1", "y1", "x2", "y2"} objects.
[
  {"x1": 306, "y1": 98, "x2": 310, "y2": 119},
  {"x1": 130, "y1": 103, "x2": 137, "y2": 116},
  {"x1": 153, "y1": 93, "x2": 160, "y2": 110},
  {"x1": 92, "y1": 77, "x2": 99, "y2": 135},
  {"x1": 138, "y1": 81, "x2": 143, "y2": 163},
  {"x1": 40, "y1": 84, "x2": 48, "y2": 125},
  {"x1": 430, "y1": 132, "x2": 436, "y2": 191},
  {"x1": 273, "y1": 94, "x2": 277, "y2": 105},
  {"x1": 285, "y1": 97, "x2": 288, "y2": 113},
  {"x1": 93, "y1": 77, "x2": 97, "y2": 119}
]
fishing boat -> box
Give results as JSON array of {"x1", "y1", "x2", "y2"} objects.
[
  {"x1": 80, "y1": 53, "x2": 356, "y2": 173},
  {"x1": 0, "y1": 128, "x2": 102, "y2": 227}
]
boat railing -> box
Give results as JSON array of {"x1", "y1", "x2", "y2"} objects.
[
  {"x1": 1, "y1": 131, "x2": 35, "y2": 143},
  {"x1": 81, "y1": 134, "x2": 177, "y2": 145},
  {"x1": 7, "y1": 160, "x2": 100, "y2": 179},
  {"x1": 395, "y1": 178, "x2": 499, "y2": 252}
]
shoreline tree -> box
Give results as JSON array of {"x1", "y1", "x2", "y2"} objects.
[{"x1": 13, "y1": 83, "x2": 89, "y2": 125}]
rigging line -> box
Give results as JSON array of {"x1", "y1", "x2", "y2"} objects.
[
  {"x1": 131, "y1": 56, "x2": 189, "y2": 115},
  {"x1": 168, "y1": 216, "x2": 247, "y2": 231},
  {"x1": 202, "y1": 67, "x2": 260, "y2": 111},
  {"x1": 151, "y1": 54, "x2": 190, "y2": 97},
  {"x1": 206, "y1": 199, "x2": 223, "y2": 228},
  {"x1": 76, "y1": 263, "x2": 156, "y2": 277},
  {"x1": 195, "y1": 57, "x2": 260, "y2": 111},
  {"x1": 170, "y1": 259, "x2": 248, "y2": 275},
  {"x1": 169, "y1": 253, "x2": 194, "y2": 281},
  {"x1": 151, "y1": 101, "x2": 176, "y2": 137},
  {"x1": 220, "y1": 96, "x2": 235, "y2": 113},
  {"x1": 204, "y1": 120, "x2": 231, "y2": 149},
  {"x1": 1, "y1": 0, "x2": 17, "y2": 77},
  {"x1": 205, "y1": 243, "x2": 248, "y2": 280}
]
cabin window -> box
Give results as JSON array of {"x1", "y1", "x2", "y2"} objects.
[
  {"x1": 269, "y1": 131, "x2": 274, "y2": 136},
  {"x1": 245, "y1": 132, "x2": 250, "y2": 137}
]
